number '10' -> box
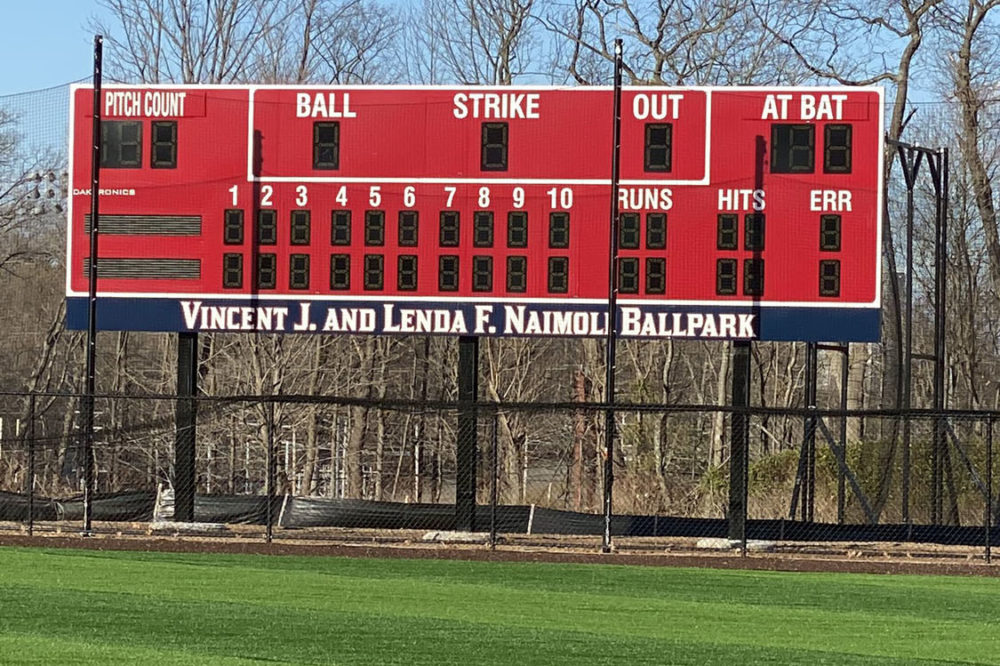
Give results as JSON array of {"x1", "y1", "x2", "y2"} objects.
[{"x1": 546, "y1": 187, "x2": 573, "y2": 209}]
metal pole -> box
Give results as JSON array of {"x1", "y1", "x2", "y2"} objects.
[
  {"x1": 27, "y1": 393, "x2": 35, "y2": 537},
  {"x1": 83, "y1": 34, "x2": 104, "y2": 536},
  {"x1": 490, "y1": 412, "x2": 498, "y2": 551},
  {"x1": 838, "y1": 344, "x2": 848, "y2": 524},
  {"x1": 175, "y1": 333, "x2": 198, "y2": 521},
  {"x1": 265, "y1": 400, "x2": 275, "y2": 544},
  {"x1": 936, "y1": 148, "x2": 949, "y2": 526},
  {"x1": 987, "y1": 416, "x2": 992, "y2": 564},
  {"x1": 804, "y1": 343, "x2": 818, "y2": 522},
  {"x1": 602, "y1": 38, "x2": 624, "y2": 554},
  {"x1": 730, "y1": 341, "x2": 751, "y2": 553},
  {"x1": 902, "y1": 152, "x2": 915, "y2": 526},
  {"x1": 456, "y1": 336, "x2": 479, "y2": 532}
]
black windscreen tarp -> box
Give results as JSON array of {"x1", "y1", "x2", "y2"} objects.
[
  {"x1": 0, "y1": 491, "x2": 59, "y2": 521},
  {"x1": 57, "y1": 491, "x2": 156, "y2": 522}
]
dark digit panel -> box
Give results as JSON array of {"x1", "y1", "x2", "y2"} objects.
[
  {"x1": 398, "y1": 255, "x2": 418, "y2": 291},
  {"x1": 257, "y1": 210, "x2": 277, "y2": 245},
  {"x1": 620, "y1": 213, "x2": 640, "y2": 249},
  {"x1": 439, "y1": 255, "x2": 459, "y2": 291},
  {"x1": 644, "y1": 123, "x2": 672, "y2": 172},
  {"x1": 820, "y1": 214, "x2": 841, "y2": 251},
  {"x1": 744, "y1": 213, "x2": 765, "y2": 251},
  {"x1": 291, "y1": 210, "x2": 311, "y2": 245},
  {"x1": 289, "y1": 254, "x2": 310, "y2": 289},
  {"x1": 618, "y1": 257, "x2": 639, "y2": 293},
  {"x1": 646, "y1": 257, "x2": 666, "y2": 294},
  {"x1": 331, "y1": 210, "x2": 351, "y2": 245},
  {"x1": 549, "y1": 212, "x2": 569, "y2": 248},
  {"x1": 548, "y1": 256, "x2": 569, "y2": 293},
  {"x1": 223, "y1": 253, "x2": 243, "y2": 288},
  {"x1": 398, "y1": 211, "x2": 419, "y2": 246},
  {"x1": 507, "y1": 212, "x2": 528, "y2": 248},
  {"x1": 716, "y1": 258, "x2": 737, "y2": 295},
  {"x1": 820, "y1": 259, "x2": 840, "y2": 296},
  {"x1": 256, "y1": 253, "x2": 277, "y2": 289},
  {"x1": 313, "y1": 121, "x2": 339, "y2": 169},
  {"x1": 151, "y1": 121, "x2": 177, "y2": 168},
  {"x1": 771, "y1": 124, "x2": 815, "y2": 173},
  {"x1": 364, "y1": 254, "x2": 384, "y2": 290},
  {"x1": 440, "y1": 211, "x2": 460, "y2": 247},
  {"x1": 743, "y1": 258, "x2": 764, "y2": 296},
  {"x1": 101, "y1": 121, "x2": 142, "y2": 168},
  {"x1": 224, "y1": 209, "x2": 244, "y2": 245},
  {"x1": 506, "y1": 256, "x2": 527, "y2": 292},
  {"x1": 330, "y1": 254, "x2": 350, "y2": 290},
  {"x1": 365, "y1": 210, "x2": 385, "y2": 246},
  {"x1": 717, "y1": 214, "x2": 738, "y2": 250},
  {"x1": 474, "y1": 211, "x2": 494, "y2": 247},
  {"x1": 472, "y1": 256, "x2": 493, "y2": 291},
  {"x1": 824, "y1": 124, "x2": 852, "y2": 173},
  {"x1": 646, "y1": 213, "x2": 666, "y2": 249},
  {"x1": 481, "y1": 122, "x2": 508, "y2": 171}
]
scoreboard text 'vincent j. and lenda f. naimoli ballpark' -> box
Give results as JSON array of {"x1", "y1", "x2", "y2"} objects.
[{"x1": 66, "y1": 85, "x2": 883, "y2": 342}]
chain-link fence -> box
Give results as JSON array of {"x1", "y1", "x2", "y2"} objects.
[{"x1": 0, "y1": 390, "x2": 996, "y2": 559}]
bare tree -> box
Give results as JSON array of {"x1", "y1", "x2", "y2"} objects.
[
  {"x1": 406, "y1": 0, "x2": 538, "y2": 85},
  {"x1": 943, "y1": 0, "x2": 1000, "y2": 296},
  {"x1": 96, "y1": 0, "x2": 291, "y2": 83},
  {"x1": 542, "y1": 0, "x2": 800, "y2": 85}
]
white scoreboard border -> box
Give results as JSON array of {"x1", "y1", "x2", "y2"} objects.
[
  {"x1": 66, "y1": 84, "x2": 884, "y2": 310},
  {"x1": 243, "y1": 85, "x2": 712, "y2": 186}
]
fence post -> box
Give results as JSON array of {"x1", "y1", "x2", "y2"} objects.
[
  {"x1": 987, "y1": 416, "x2": 993, "y2": 564},
  {"x1": 838, "y1": 345, "x2": 848, "y2": 524},
  {"x1": 266, "y1": 400, "x2": 275, "y2": 544},
  {"x1": 490, "y1": 411, "x2": 498, "y2": 551},
  {"x1": 27, "y1": 393, "x2": 35, "y2": 537}
]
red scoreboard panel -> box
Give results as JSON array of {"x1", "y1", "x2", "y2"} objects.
[{"x1": 66, "y1": 85, "x2": 883, "y2": 341}]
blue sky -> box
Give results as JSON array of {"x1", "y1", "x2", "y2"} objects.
[{"x1": 0, "y1": 1, "x2": 110, "y2": 97}]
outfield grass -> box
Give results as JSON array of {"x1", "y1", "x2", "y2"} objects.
[{"x1": 0, "y1": 547, "x2": 998, "y2": 664}]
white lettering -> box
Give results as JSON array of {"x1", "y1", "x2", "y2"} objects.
[
  {"x1": 718, "y1": 189, "x2": 765, "y2": 211},
  {"x1": 181, "y1": 301, "x2": 201, "y2": 329},
  {"x1": 809, "y1": 189, "x2": 852, "y2": 212},
  {"x1": 618, "y1": 188, "x2": 673, "y2": 211},
  {"x1": 761, "y1": 94, "x2": 792, "y2": 120},
  {"x1": 632, "y1": 93, "x2": 683, "y2": 120},
  {"x1": 474, "y1": 305, "x2": 493, "y2": 334},
  {"x1": 452, "y1": 92, "x2": 540, "y2": 119},
  {"x1": 801, "y1": 94, "x2": 846, "y2": 121},
  {"x1": 295, "y1": 92, "x2": 357, "y2": 118}
]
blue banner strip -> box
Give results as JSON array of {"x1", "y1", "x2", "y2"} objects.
[{"x1": 65, "y1": 297, "x2": 880, "y2": 342}]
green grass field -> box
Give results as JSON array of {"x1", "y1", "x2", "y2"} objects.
[{"x1": 0, "y1": 546, "x2": 998, "y2": 665}]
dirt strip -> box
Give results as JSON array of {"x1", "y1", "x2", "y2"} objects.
[{"x1": 1, "y1": 531, "x2": 998, "y2": 578}]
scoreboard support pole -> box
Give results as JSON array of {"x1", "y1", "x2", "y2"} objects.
[
  {"x1": 174, "y1": 332, "x2": 198, "y2": 522},
  {"x1": 728, "y1": 134, "x2": 764, "y2": 547},
  {"x1": 456, "y1": 336, "x2": 479, "y2": 532},
  {"x1": 804, "y1": 342, "x2": 818, "y2": 522},
  {"x1": 728, "y1": 341, "x2": 751, "y2": 546},
  {"x1": 81, "y1": 34, "x2": 104, "y2": 537},
  {"x1": 602, "y1": 38, "x2": 625, "y2": 554}
]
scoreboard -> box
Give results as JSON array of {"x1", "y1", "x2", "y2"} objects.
[{"x1": 66, "y1": 85, "x2": 883, "y2": 341}]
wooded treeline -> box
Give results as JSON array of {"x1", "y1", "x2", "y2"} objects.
[{"x1": 1, "y1": 0, "x2": 999, "y2": 522}]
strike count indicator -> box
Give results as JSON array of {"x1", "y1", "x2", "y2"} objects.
[{"x1": 67, "y1": 85, "x2": 883, "y2": 341}]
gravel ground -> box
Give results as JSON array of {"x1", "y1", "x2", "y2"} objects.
[{"x1": 1, "y1": 521, "x2": 998, "y2": 577}]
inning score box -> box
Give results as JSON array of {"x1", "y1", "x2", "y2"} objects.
[{"x1": 66, "y1": 85, "x2": 883, "y2": 341}]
